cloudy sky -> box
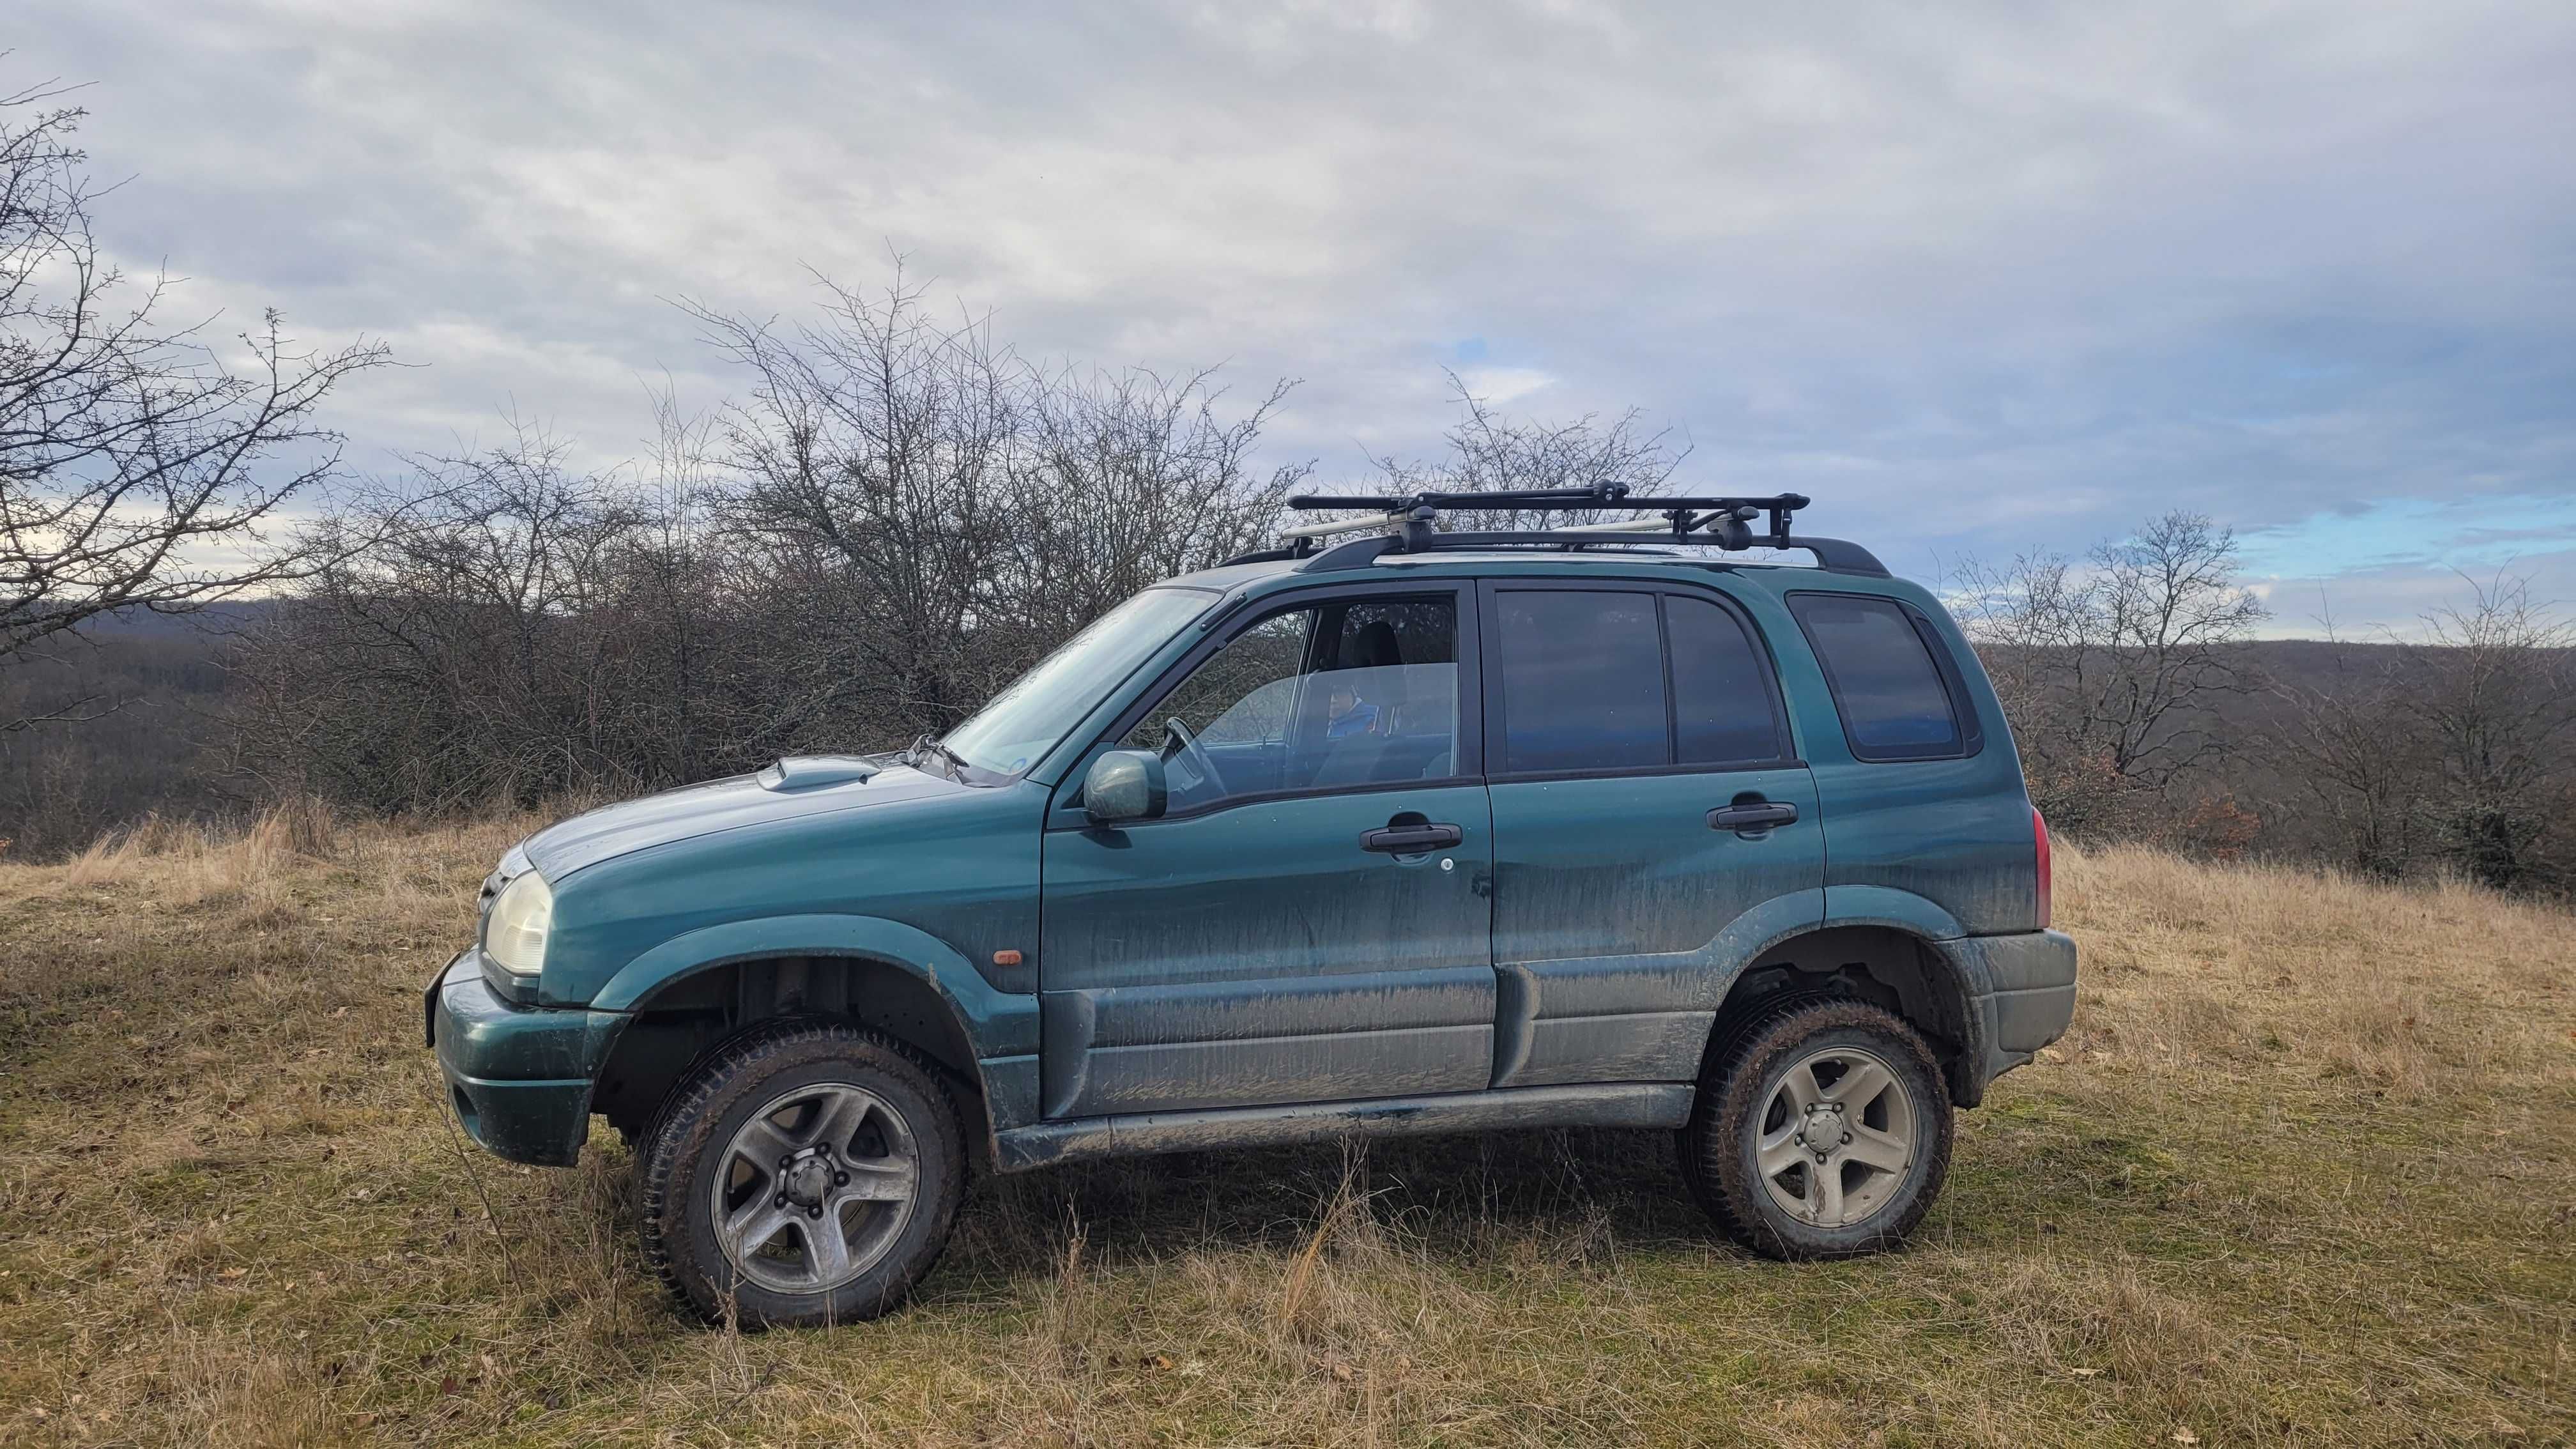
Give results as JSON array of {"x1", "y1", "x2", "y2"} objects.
[{"x1": 20, "y1": 0, "x2": 2575, "y2": 632}]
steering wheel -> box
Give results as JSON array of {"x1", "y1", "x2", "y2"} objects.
[{"x1": 1160, "y1": 717, "x2": 1228, "y2": 799}]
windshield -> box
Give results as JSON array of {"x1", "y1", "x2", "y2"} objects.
[{"x1": 940, "y1": 586, "x2": 1217, "y2": 776}]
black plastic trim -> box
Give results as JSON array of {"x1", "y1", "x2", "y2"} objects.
[
  {"x1": 1360, "y1": 821, "x2": 1464, "y2": 853},
  {"x1": 1046, "y1": 774, "x2": 1479, "y2": 831},
  {"x1": 1218, "y1": 546, "x2": 1300, "y2": 567},
  {"x1": 1486, "y1": 758, "x2": 1809, "y2": 787},
  {"x1": 1708, "y1": 801, "x2": 1800, "y2": 831}
]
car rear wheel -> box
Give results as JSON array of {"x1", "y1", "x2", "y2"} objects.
[
  {"x1": 1678, "y1": 997, "x2": 1952, "y2": 1259},
  {"x1": 639, "y1": 1020, "x2": 964, "y2": 1328}
]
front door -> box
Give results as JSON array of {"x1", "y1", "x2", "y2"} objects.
[
  {"x1": 1038, "y1": 584, "x2": 1494, "y2": 1118},
  {"x1": 1479, "y1": 581, "x2": 1825, "y2": 1088}
]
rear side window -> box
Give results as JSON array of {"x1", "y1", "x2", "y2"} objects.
[
  {"x1": 1494, "y1": 591, "x2": 1666, "y2": 772},
  {"x1": 1788, "y1": 594, "x2": 1974, "y2": 761},
  {"x1": 1666, "y1": 594, "x2": 1788, "y2": 766},
  {"x1": 1493, "y1": 588, "x2": 1791, "y2": 774}
]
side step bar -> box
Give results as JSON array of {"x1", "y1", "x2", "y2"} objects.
[{"x1": 992, "y1": 1082, "x2": 1693, "y2": 1172}]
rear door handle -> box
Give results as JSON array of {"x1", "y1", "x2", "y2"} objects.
[
  {"x1": 1708, "y1": 801, "x2": 1799, "y2": 831},
  {"x1": 1361, "y1": 822, "x2": 1462, "y2": 854}
]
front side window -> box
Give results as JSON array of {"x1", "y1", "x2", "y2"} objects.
[
  {"x1": 1120, "y1": 594, "x2": 1462, "y2": 812},
  {"x1": 943, "y1": 586, "x2": 1215, "y2": 776},
  {"x1": 1787, "y1": 593, "x2": 1969, "y2": 760}
]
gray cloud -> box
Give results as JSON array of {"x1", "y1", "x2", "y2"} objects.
[{"x1": 19, "y1": 0, "x2": 2575, "y2": 629}]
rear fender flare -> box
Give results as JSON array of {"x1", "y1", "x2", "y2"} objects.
[{"x1": 1811, "y1": 886, "x2": 1997, "y2": 1103}]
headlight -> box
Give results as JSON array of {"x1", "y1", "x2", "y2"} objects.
[{"x1": 484, "y1": 871, "x2": 553, "y2": 978}]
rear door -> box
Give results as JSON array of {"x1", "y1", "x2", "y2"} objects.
[
  {"x1": 1479, "y1": 579, "x2": 1823, "y2": 1088},
  {"x1": 1037, "y1": 581, "x2": 1495, "y2": 1117}
]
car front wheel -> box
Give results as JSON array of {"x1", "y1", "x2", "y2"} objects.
[
  {"x1": 1678, "y1": 997, "x2": 1953, "y2": 1259},
  {"x1": 639, "y1": 1020, "x2": 965, "y2": 1328}
]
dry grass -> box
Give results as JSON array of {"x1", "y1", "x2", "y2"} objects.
[{"x1": 1, "y1": 811, "x2": 2571, "y2": 1446}]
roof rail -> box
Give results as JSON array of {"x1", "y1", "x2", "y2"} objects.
[{"x1": 1222, "y1": 484, "x2": 1887, "y2": 576}]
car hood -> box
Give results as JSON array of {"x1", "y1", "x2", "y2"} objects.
[{"x1": 518, "y1": 756, "x2": 971, "y2": 880}]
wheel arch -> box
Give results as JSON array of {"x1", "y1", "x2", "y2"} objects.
[
  {"x1": 1701, "y1": 922, "x2": 1993, "y2": 1107},
  {"x1": 586, "y1": 914, "x2": 1036, "y2": 1167}
]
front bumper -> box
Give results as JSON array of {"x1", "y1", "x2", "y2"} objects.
[{"x1": 424, "y1": 953, "x2": 623, "y2": 1167}]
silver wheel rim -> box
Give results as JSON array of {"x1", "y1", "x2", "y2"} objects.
[
  {"x1": 1754, "y1": 1045, "x2": 1917, "y2": 1229},
  {"x1": 710, "y1": 1082, "x2": 920, "y2": 1294}
]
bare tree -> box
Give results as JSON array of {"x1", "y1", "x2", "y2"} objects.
[
  {"x1": 231, "y1": 436, "x2": 661, "y2": 810},
  {"x1": 0, "y1": 82, "x2": 389, "y2": 730},
  {"x1": 2262, "y1": 622, "x2": 2434, "y2": 878},
  {"x1": 687, "y1": 267, "x2": 1308, "y2": 732},
  {"x1": 1363, "y1": 370, "x2": 1685, "y2": 529},
  {"x1": 234, "y1": 270, "x2": 1314, "y2": 814},
  {"x1": 2402, "y1": 574, "x2": 2576, "y2": 891},
  {"x1": 684, "y1": 269, "x2": 1025, "y2": 737},
  {"x1": 2265, "y1": 574, "x2": 2576, "y2": 891},
  {"x1": 1954, "y1": 511, "x2": 2269, "y2": 829},
  {"x1": 999, "y1": 364, "x2": 1306, "y2": 661}
]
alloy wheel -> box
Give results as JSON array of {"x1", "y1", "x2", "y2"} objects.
[
  {"x1": 1752, "y1": 1045, "x2": 1918, "y2": 1229},
  {"x1": 709, "y1": 1082, "x2": 921, "y2": 1294}
]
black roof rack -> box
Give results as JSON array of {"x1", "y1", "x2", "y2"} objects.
[{"x1": 1220, "y1": 484, "x2": 1887, "y2": 576}]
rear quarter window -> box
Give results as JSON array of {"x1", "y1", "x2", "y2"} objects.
[{"x1": 1786, "y1": 592, "x2": 1980, "y2": 762}]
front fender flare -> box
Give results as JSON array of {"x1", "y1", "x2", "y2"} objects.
[{"x1": 588, "y1": 914, "x2": 1041, "y2": 1061}]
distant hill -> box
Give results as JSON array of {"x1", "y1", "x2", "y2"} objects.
[{"x1": 0, "y1": 603, "x2": 280, "y2": 859}]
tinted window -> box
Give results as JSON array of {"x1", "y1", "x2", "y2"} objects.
[
  {"x1": 1122, "y1": 595, "x2": 1460, "y2": 811},
  {"x1": 1666, "y1": 595, "x2": 1787, "y2": 765},
  {"x1": 1496, "y1": 591, "x2": 1666, "y2": 772},
  {"x1": 1330, "y1": 598, "x2": 1453, "y2": 673},
  {"x1": 1788, "y1": 594, "x2": 1965, "y2": 760}
]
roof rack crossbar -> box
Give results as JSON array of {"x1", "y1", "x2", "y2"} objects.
[{"x1": 1282, "y1": 528, "x2": 1887, "y2": 577}]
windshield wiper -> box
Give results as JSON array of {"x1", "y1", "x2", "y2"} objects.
[{"x1": 905, "y1": 733, "x2": 971, "y2": 780}]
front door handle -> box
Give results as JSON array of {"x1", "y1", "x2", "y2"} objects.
[
  {"x1": 1708, "y1": 801, "x2": 1799, "y2": 832},
  {"x1": 1361, "y1": 822, "x2": 1463, "y2": 854}
]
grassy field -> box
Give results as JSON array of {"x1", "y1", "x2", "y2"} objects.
[{"x1": 1, "y1": 809, "x2": 2570, "y2": 1446}]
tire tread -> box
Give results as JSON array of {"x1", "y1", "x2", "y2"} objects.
[
  {"x1": 638, "y1": 1018, "x2": 964, "y2": 1328},
  {"x1": 1679, "y1": 996, "x2": 1952, "y2": 1261}
]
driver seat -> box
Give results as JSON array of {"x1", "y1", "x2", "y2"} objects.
[{"x1": 1308, "y1": 623, "x2": 1406, "y2": 788}]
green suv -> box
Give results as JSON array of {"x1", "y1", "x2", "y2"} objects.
[{"x1": 427, "y1": 489, "x2": 2076, "y2": 1328}]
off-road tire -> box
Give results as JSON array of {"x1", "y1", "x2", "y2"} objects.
[
  {"x1": 640, "y1": 1020, "x2": 965, "y2": 1328},
  {"x1": 1678, "y1": 997, "x2": 1952, "y2": 1260}
]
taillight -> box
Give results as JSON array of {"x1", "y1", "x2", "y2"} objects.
[{"x1": 2032, "y1": 806, "x2": 2053, "y2": 930}]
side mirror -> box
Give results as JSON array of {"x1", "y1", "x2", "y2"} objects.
[{"x1": 1082, "y1": 749, "x2": 1167, "y2": 825}]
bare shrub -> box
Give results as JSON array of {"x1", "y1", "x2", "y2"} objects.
[
  {"x1": 230, "y1": 272, "x2": 1310, "y2": 814},
  {"x1": 226, "y1": 431, "x2": 778, "y2": 811},
  {"x1": 1952, "y1": 512, "x2": 2267, "y2": 836},
  {"x1": 2268, "y1": 572, "x2": 2576, "y2": 892}
]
